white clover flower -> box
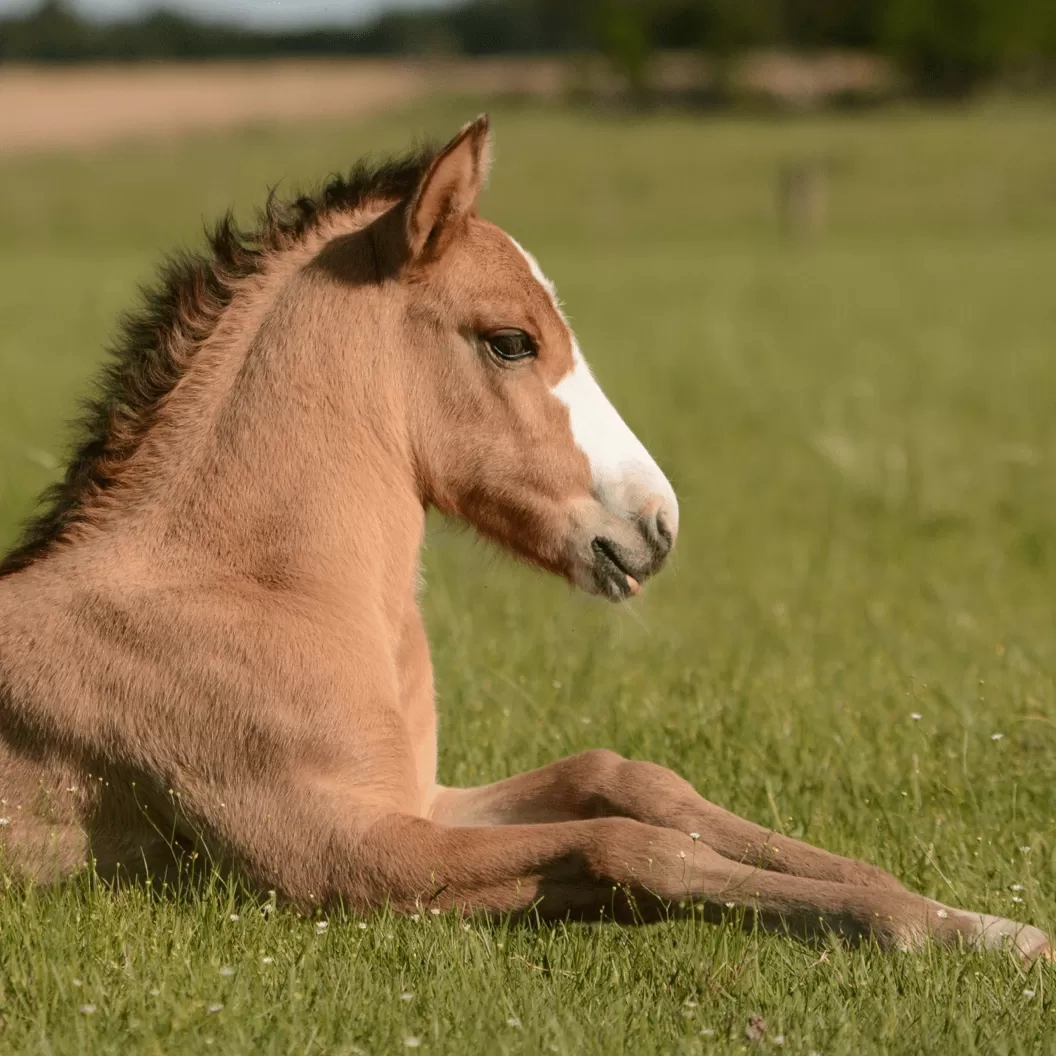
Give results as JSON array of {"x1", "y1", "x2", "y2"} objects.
[
  {"x1": 1024, "y1": 989, "x2": 1036, "y2": 998},
  {"x1": 430, "y1": 908, "x2": 441, "y2": 916},
  {"x1": 315, "y1": 921, "x2": 329, "y2": 934},
  {"x1": 910, "y1": 713, "x2": 922, "y2": 721},
  {"x1": 410, "y1": 913, "x2": 421, "y2": 921},
  {"x1": 404, "y1": 1038, "x2": 421, "y2": 1049},
  {"x1": 991, "y1": 733, "x2": 1004, "y2": 741},
  {"x1": 400, "y1": 993, "x2": 414, "y2": 1002},
  {"x1": 229, "y1": 914, "x2": 240, "y2": 922},
  {"x1": 218, "y1": 967, "x2": 234, "y2": 977},
  {"x1": 150, "y1": 989, "x2": 161, "y2": 996},
  {"x1": 689, "y1": 832, "x2": 700, "y2": 841},
  {"x1": 1020, "y1": 846, "x2": 1032, "y2": 854},
  {"x1": 936, "y1": 909, "x2": 949, "y2": 919},
  {"x1": 357, "y1": 922, "x2": 368, "y2": 930},
  {"x1": 1012, "y1": 896, "x2": 1025, "y2": 904},
  {"x1": 1011, "y1": 884, "x2": 1025, "y2": 891},
  {"x1": 262, "y1": 957, "x2": 274, "y2": 965},
  {"x1": 507, "y1": 1016, "x2": 522, "y2": 1028},
  {"x1": 79, "y1": 1004, "x2": 96, "y2": 1015},
  {"x1": 207, "y1": 1003, "x2": 224, "y2": 1014}
]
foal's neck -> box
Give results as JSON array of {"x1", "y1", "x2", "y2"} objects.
[{"x1": 134, "y1": 231, "x2": 426, "y2": 632}]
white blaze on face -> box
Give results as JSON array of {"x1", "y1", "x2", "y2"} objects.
[
  {"x1": 509, "y1": 238, "x2": 679, "y2": 536},
  {"x1": 553, "y1": 343, "x2": 680, "y2": 534}
]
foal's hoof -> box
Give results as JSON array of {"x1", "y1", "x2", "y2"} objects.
[
  {"x1": 1024, "y1": 937, "x2": 1053, "y2": 965},
  {"x1": 975, "y1": 915, "x2": 1052, "y2": 964},
  {"x1": 1010, "y1": 927, "x2": 1050, "y2": 966}
]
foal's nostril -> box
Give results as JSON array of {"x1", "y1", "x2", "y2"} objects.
[
  {"x1": 640, "y1": 505, "x2": 675, "y2": 564},
  {"x1": 655, "y1": 509, "x2": 675, "y2": 553}
]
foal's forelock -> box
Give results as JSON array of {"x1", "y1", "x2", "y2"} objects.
[{"x1": 507, "y1": 237, "x2": 680, "y2": 535}]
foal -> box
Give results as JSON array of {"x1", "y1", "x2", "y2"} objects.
[{"x1": 0, "y1": 118, "x2": 1048, "y2": 960}]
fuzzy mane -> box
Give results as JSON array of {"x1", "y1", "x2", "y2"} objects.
[{"x1": 0, "y1": 145, "x2": 438, "y2": 578}]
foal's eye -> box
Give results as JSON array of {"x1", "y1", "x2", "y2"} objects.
[{"x1": 484, "y1": 329, "x2": 537, "y2": 363}]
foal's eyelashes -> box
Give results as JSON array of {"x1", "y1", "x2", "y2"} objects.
[{"x1": 482, "y1": 329, "x2": 537, "y2": 363}]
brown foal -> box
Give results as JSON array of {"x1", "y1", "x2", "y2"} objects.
[{"x1": 0, "y1": 117, "x2": 1049, "y2": 960}]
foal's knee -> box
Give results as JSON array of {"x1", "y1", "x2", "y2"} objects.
[
  {"x1": 565, "y1": 748, "x2": 635, "y2": 816},
  {"x1": 568, "y1": 748, "x2": 625, "y2": 784},
  {"x1": 566, "y1": 749, "x2": 695, "y2": 821}
]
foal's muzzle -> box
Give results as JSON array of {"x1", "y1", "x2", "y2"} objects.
[{"x1": 586, "y1": 501, "x2": 677, "y2": 601}]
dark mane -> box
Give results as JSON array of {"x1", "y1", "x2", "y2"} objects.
[{"x1": 0, "y1": 145, "x2": 437, "y2": 578}]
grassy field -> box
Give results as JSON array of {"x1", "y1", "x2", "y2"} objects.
[{"x1": 2, "y1": 95, "x2": 1056, "y2": 1053}]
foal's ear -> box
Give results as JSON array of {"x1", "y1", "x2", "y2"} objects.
[{"x1": 406, "y1": 115, "x2": 491, "y2": 262}]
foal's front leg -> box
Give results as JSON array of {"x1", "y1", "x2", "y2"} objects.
[
  {"x1": 174, "y1": 769, "x2": 1049, "y2": 961},
  {"x1": 354, "y1": 815, "x2": 1048, "y2": 959},
  {"x1": 431, "y1": 749, "x2": 903, "y2": 890},
  {"x1": 428, "y1": 752, "x2": 1051, "y2": 959}
]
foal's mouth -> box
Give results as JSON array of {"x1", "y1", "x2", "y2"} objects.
[{"x1": 591, "y1": 537, "x2": 642, "y2": 600}]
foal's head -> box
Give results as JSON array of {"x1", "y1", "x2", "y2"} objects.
[{"x1": 376, "y1": 117, "x2": 677, "y2": 600}]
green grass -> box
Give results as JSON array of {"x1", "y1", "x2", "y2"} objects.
[{"x1": 2, "y1": 95, "x2": 1056, "y2": 1053}]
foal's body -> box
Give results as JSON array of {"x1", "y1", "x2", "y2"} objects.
[{"x1": 0, "y1": 119, "x2": 1048, "y2": 960}]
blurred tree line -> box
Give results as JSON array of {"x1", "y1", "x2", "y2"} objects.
[{"x1": 1, "y1": 0, "x2": 1055, "y2": 97}]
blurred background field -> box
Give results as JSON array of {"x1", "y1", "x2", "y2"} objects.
[{"x1": 2, "y1": 1, "x2": 1056, "y2": 1053}]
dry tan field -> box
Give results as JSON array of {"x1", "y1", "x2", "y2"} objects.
[
  {"x1": 0, "y1": 52, "x2": 892, "y2": 155},
  {"x1": 0, "y1": 57, "x2": 567, "y2": 155}
]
